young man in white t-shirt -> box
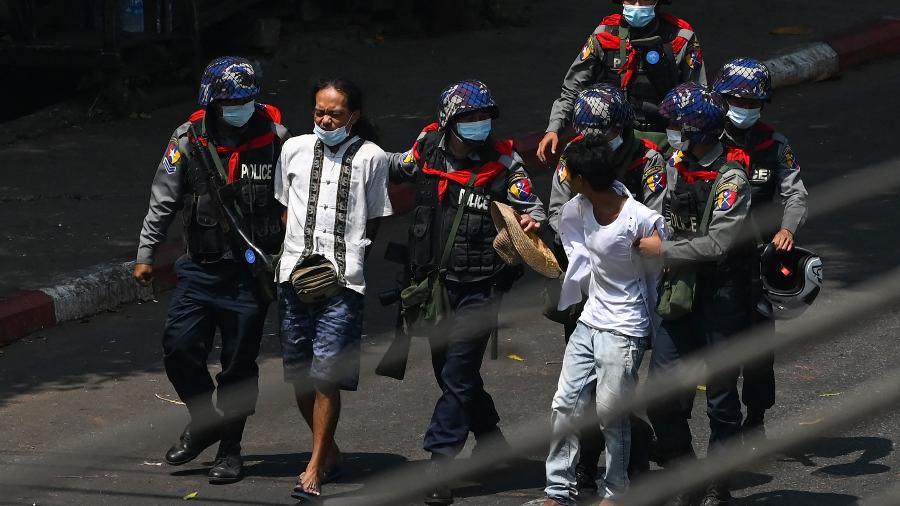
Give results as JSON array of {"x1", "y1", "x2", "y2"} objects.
[{"x1": 542, "y1": 140, "x2": 665, "y2": 506}]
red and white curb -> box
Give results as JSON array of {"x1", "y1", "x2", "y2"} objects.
[
  {"x1": 764, "y1": 17, "x2": 900, "y2": 89},
  {"x1": 0, "y1": 241, "x2": 181, "y2": 346}
]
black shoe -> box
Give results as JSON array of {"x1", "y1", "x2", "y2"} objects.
[
  {"x1": 472, "y1": 428, "x2": 512, "y2": 465},
  {"x1": 208, "y1": 442, "x2": 244, "y2": 484},
  {"x1": 574, "y1": 460, "x2": 598, "y2": 494},
  {"x1": 424, "y1": 459, "x2": 453, "y2": 505},
  {"x1": 165, "y1": 423, "x2": 220, "y2": 466},
  {"x1": 699, "y1": 483, "x2": 731, "y2": 506}
]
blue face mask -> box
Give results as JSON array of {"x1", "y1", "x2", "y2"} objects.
[
  {"x1": 456, "y1": 118, "x2": 492, "y2": 142},
  {"x1": 314, "y1": 122, "x2": 352, "y2": 146},
  {"x1": 221, "y1": 101, "x2": 255, "y2": 127},
  {"x1": 623, "y1": 4, "x2": 656, "y2": 28},
  {"x1": 727, "y1": 105, "x2": 762, "y2": 129}
]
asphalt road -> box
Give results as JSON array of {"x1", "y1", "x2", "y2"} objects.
[{"x1": 2, "y1": 0, "x2": 900, "y2": 504}]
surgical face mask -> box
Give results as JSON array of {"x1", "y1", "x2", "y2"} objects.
[
  {"x1": 456, "y1": 118, "x2": 492, "y2": 142},
  {"x1": 667, "y1": 128, "x2": 690, "y2": 152},
  {"x1": 727, "y1": 105, "x2": 762, "y2": 129},
  {"x1": 220, "y1": 101, "x2": 255, "y2": 127},
  {"x1": 608, "y1": 135, "x2": 624, "y2": 152},
  {"x1": 623, "y1": 4, "x2": 656, "y2": 28},
  {"x1": 314, "y1": 122, "x2": 351, "y2": 146}
]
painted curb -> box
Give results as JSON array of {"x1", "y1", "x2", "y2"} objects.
[
  {"x1": 765, "y1": 17, "x2": 900, "y2": 89},
  {"x1": 0, "y1": 240, "x2": 183, "y2": 346}
]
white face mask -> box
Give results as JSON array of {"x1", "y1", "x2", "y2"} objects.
[
  {"x1": 221, "y1": 101, "x2": 255, "y2": 127},
  {"x1": 727, "y1": 105, "x2": 762, "y2": 129},
  {"x1": 608, "y1": 135, "x2": 624, "y2": 152},
  {"x1": 667, "y1": 128, "x2": 690, "y2": 152}
]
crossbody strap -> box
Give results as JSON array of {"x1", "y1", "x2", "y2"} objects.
[{"x1": 439, "y1": 172, "x2": 479, "y2": 270}]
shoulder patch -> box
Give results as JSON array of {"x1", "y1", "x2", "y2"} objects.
[
  {"x1": 162, "y1": 140, "x2": 181, "y2": 174},
  {"x1": 557, "y1": 156, "x2": 570, "y2": 184},
  {"x1": 402, "y1": 150, "x2": 415, "y2": 165},
  {"x1": 685, "y1": 40, "x2": 702, "y2": 69},
  {"x1": 509, "y1": 172, "x2": 537, "y2": 202},
  {"x1": 580, "y1": 36, "x2": 595, "y2": 61},
  {"x1": 643, "y1": 163, "x2": 666, "y2": 194},
  {"x1": 780, "y1": 144, "x2": 800, "y2": 171},
  {"x1": 714, "y1": 181, "x2": 739, "y2": 212}
]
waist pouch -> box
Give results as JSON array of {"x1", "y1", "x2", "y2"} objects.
[
  {"x1": 290, "y1": 254, "x2": 340, "y2": 304},
  {"x1": 656, "y1": 267, "x2": 696, "y2": 320},
  {"x1": 400, "y1": 270, "x2": 451, "y2": 329}
]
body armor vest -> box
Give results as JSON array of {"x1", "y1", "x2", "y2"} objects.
[
  {"x1": 594, "y1": 13, "x2": 694, "y2": 132},
  {"x1": 408, "y1": 126, "x2": 511, "y2": 283},
  {"x1": 724, "y1": 122, "x2": 780, "y2": 235},
  {"x1": 182, "y1": 105, "x2": 285, "y2": 262}
]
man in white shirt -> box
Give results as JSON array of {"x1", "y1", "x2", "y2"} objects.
[
  {"x1": 274, "y1": 79, "x2": 392, "y2": 501},
  {"x1": 543, "y1": 140, "x2": 665, "y2": 506}
]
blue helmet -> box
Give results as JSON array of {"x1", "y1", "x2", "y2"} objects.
[
  {"x1": 713, "y1": 58, "x2": 772, "y2": 101},
  {"x1": 659, "y1": 82, "x2": 725, "y2": 145},
  {"x1": 438, "y1": 79, "x2": 499, "y2": 129},
  {"x1": 572, "y1": 84, "x2": 635, "y2": 139},
  {"x1": 197, "y1": 56, "x2": 259, "y2": 107}
]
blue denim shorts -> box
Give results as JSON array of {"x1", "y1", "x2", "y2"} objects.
[{"x1": 278, "y1": 283, "x2": 364, "y2": 391}]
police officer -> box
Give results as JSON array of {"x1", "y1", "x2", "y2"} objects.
[
  {"x1": 538, "y1": 0, "x2": 706, "y2": 164},
  {"x1": 547, "y1": 83, "x2": 665, "y2": 492},
  {"x1": 713, "y1": 58, "x2": 809, "y2": 438},
  {"x1": 133, "y1": 56, "x2": 289, "y2": 484},
  {"x1": 635, "y1": 82, "x2": 753, "y2": 506},
  {"x1": 389, "y1": 80, "x2": 546, "y2": 505}
]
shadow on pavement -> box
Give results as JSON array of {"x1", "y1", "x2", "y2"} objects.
[
  {"x1": 781, "y1": 436, "x2": 893, "y2": 477},
  {"x1": 735, "y1": 490, "x2": 858, "y2": 505},
  {"x1": 452, "y1": 457, "x2": 546, "y2": 499}
]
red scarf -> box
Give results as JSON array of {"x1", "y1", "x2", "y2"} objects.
[
  {"x1": 188, "y1": 104, "x2": 282, "y2": 183},
  {"x1": 596, "y1": 13, "x2": 693, "y2": 89}
]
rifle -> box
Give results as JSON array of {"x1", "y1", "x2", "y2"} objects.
[
  {"x1": 375, "y1": 242, "x2": 414, "y2": 380},
  {"x1": 187, "y1": 124, "x2": 276, "y2": 302}
]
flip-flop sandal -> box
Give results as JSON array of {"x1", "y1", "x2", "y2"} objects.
[
  {"x1": 291, "y1": 473, "x2": 322, "y2": 503},
  {"x1": 322, "y1": 465, "x2": 343, "y2": 484}
]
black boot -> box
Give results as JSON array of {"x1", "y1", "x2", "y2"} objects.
[
  {"x1": 208, "y1": 418, "x2": 246, "y2": 484},
  {"x1": 424, "y1": 456, "x2": 453, "y2": 505},
  {"x1": 699, "y1": 482, "x2": 731, "y2": 506},
  {"x1": 165, "y1": 422, "x2": 221, "y2": 466}
]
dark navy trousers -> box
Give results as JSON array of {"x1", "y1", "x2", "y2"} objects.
[
  {"x1": 162, "y1": 255, "x2": 268, "y2": 419},
  {"x1": 424, "y1": 281, "x2": 502, "y2": 458},
  {"x1": 648, "y1": 266, "x2": 754, "y2": 459}
]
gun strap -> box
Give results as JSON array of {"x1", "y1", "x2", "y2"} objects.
[
  {"x1": 618, "y1": 26, "x2": 630, "y2": 87},
  {"x1": 439, "y1": 172, "x2": 479, "y2": 271},
  {"x1": 200, "y1": 116, "x2": 244, "y2": 220}
]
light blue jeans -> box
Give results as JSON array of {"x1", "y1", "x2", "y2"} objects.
[{"x1": 545, "y1": 321, "x2": 648, "y2": 503}]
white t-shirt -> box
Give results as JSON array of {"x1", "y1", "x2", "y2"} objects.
[
  {"x1": 275, "y1": 134, "x2": 393, "y2": 294},
  {"x1": 577, "y1": 184, "x2": 665, "y2": 337}
]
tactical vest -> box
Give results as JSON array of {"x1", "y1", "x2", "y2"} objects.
[
  {"x1": 594, "y1": 13, "x2": 695, "y2": 132},
  {"x1": 408, "y1": 124, "x2": 511, "y2": 283},
  {"x1": 724, "y1": 122, "x2": 780, "y2": 235},
  {"x1": 667, "y1": 153, "x2": 754, "y2": 263},
  {"x1": 182, "y1": 105, "x2": 285, "y2": 262}
]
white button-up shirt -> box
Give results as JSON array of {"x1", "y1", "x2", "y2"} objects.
[{"x1": 275, "y1": 134, "x2": 393, "y2": 294}]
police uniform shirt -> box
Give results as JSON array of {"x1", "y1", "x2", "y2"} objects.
[
  {"x1": 661, "y1": 143, "x2": 752, "y2": 263},
  {"x1": 723, "y1": 128, "x2": 808, "y2": 234},
  {"x1": 275, "y1": 134, "x2": 394, "y2": 294},
  {"x1": 137, "y1": 117, "x2": 291, "y2": 265},
  {"x1": 546, "y1": 14, "x2": 706, "y2": 134}
]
